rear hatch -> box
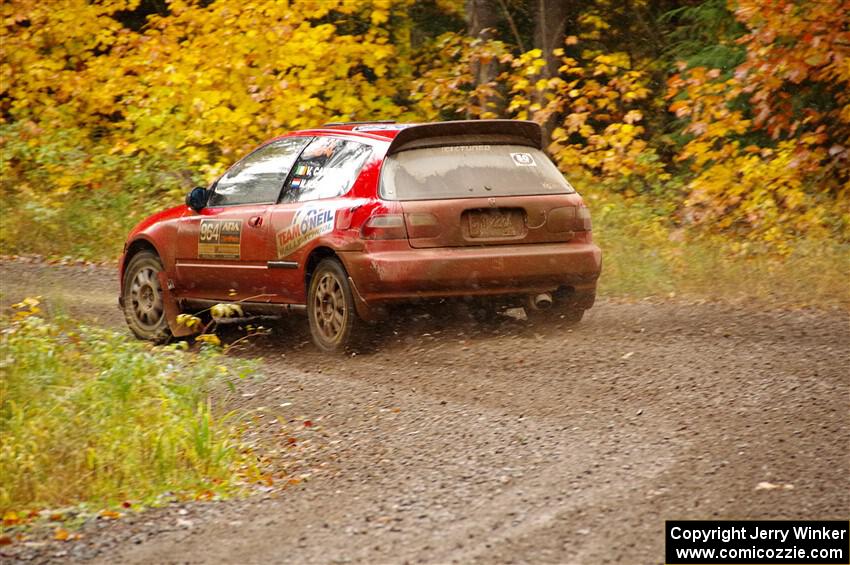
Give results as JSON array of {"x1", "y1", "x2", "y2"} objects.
[{"x1": 380, "y1": 142, "x2": 590, "y2": 249}]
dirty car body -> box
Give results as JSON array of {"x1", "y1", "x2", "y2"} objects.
[{"x1": 119, "y1": 120, "x2": 602, "y2": 351}]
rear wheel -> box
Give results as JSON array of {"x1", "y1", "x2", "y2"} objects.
[
  {"x1": 122, "y1": 250, "x2": 171, "y2": 343},
  {"x1": 533, "y1": 288, "x2": 593, "y2": 325},
  {"x1": 558, "y1": 306, "x2": 585, "y2": 324},
  {"x1": 307, "y1": 258, "x2": 361, "y2": 353}
]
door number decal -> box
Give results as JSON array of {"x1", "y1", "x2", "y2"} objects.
[{"x1": 198, "y1": 219, "x2": 242, "y2": 259}]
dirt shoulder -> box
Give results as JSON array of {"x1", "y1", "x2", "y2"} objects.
[{"x1": 1, "y1": 260, "x2": 848, "y2": 564}]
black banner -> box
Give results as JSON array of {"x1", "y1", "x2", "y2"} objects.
[{"x1": 666, "y1": 520, "x2": 849, "y2": 564}]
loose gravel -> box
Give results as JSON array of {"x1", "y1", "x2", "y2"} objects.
[{"x1": 1, "y1": 260, "x2": 847, "y2": 564}]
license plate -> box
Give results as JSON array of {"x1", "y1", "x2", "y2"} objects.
[{"x1": 467, "y1": 209, "x2": 523, "y2": 238}]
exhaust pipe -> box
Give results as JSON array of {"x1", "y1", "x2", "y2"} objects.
[{"x1": 527, "y1": 292, "x2": 553, "y2": 311}]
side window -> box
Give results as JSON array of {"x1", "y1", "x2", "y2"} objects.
[
  {"x1": 280, "y1": 138, "x2": 372, "y2": 203},
  {"x1": 209, "y1": 137, "x2": 310, "y2": 206}
]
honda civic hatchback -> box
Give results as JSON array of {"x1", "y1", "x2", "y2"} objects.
[{"x1": 119, "y1": 120, "x2": 602, "y2": 352}]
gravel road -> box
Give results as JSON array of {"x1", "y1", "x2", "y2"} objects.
[{"x1": 1, "y1": 260, "x2": 848, "y2": 564}]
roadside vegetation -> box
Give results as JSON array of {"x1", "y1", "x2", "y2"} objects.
[
  {"x1": 1, "y1": 0, "x2": 847, "y2": 307},
  {"x1": 0, "y1": 299, "x2": 254, "y2": 517},
  {"x1": 590, "y1": 192, "x2": 850, "y2": 308}
]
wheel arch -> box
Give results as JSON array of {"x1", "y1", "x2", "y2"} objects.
[
  {"x1": 304, "y1": 246, "x2": 343, "y2": 291},
  {"x1": 120, "y1": 237, "x2": 189, "y2": 339},
  {"x1": 121, "y1": 237, "x2": 161, "y2": 284},
  {"x1": 303, "y1": 246, "x2": 377, "y2": 322}
]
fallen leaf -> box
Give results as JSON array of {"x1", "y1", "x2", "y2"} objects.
[
  {"x1": 49, "y1": 513, "x2": 63, "y2": 522},
  {"x1": 196, "y1": 333, "x2": 221, "y2": 346},
  {"x1": 754, "y1": 481, "x2": 792, "y2": 490},
  {"x1": 0, "y1": 535, "x2": 12, "y2": 546},
  {"x1": 195, "y1": 490, "x2": 214, "y2": 500},
  {"x1": 99, "y1": 510, "x2": 121, "y2": 520},
  {"x1": 54, "y1": 528, "x2": 69, "y2": 541},
  {"x1": 303, "y1": 420, "x2": 313, "y2": 427},
  {"x1": 2, "y1": 511, "x2": 19, "y2": 526}
]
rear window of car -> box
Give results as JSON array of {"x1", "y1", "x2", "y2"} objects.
[{"x1": 380, "y1": 144, "x2": 575, "y2": 201}]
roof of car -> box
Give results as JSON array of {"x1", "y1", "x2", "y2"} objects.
[
  {"x1": 315, "y1": 122, "x2": 418, "y2": 140},
  {"x1": 291, "y1": 120, "x2": 544, "y2": 150}
]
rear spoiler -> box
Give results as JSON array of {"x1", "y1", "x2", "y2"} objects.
[{"x1": 385, "y1": 120, "x2": 543, "y2": 155}]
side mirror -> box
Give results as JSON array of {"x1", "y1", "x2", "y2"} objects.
[{"x1": 186, "y1": 187, "x2": 208, "y2": 212}]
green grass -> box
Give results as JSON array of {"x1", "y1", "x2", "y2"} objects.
[
  {"x1": 0, "y1": 190, "x2": 165, "y2": 261},
  {"x1": 591, "y1": 194, "x2": 850, "y2": 309},
  {"x1": 0, "y1": 121, "x2": 192, "y2": 261},
  {"x1": 0, "y1": 306, "x2": 253, "y2": 514}
]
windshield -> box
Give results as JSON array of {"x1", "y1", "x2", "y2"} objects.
[{"x1": 380, "y1": 144, "x2": 575, "y2": 201}]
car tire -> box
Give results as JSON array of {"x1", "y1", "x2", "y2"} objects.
[
  {"x1": 307, "y1": 258, "x2": 362, "y2": 353},
  {"x1": 559, "y1": 306, "x2": 585, "y2": 324},
  {"x1": 122, "y1": 250, "x2": 172, "y2": 343}
]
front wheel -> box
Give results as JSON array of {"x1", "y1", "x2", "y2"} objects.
[
  {"x1": 307, "y1": 258, "x2": 361, "y2": 353},
  {"x1": 122, "y1": 250, "x2": 171, "y2": 343}
]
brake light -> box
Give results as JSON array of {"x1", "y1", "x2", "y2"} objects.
[
  {"x1": 405, "y1": 212, "x2": 440, "y2": 239},
  {"x1": 361, "y1": 214, "x2": 408, "y2": 240},
  {"x1": 577, "y1": 206, "x2": 592, "y2": 231},
  {"x1": 546, "y1": 206, "x2": 592, "y2": 232}
]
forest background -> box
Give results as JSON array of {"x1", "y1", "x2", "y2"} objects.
[{"x1": 2, "y1": 0, "x2": 848, "y2": 306}]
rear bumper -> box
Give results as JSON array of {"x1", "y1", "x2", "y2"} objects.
[{"x1": 341, "y1": 242, "x2": 601, "y2": 303}]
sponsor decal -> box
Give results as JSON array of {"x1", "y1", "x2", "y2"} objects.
[
  {"x1": 441, "y1": 145, "x2": 492, "y2": 152},
  {"x1": 295, "y1": 164, "x2": 310, "y2": 176},
  {"x1": 276, "y1": 206, "x2": 336, "y2": 258},
  {"x1": 291, "y1": 177, "x2": 304, "y2": 189},
  {"x1": 510, "y1": 152, "x2": 536, "y2": 166},
  {"x1": 351, "y1": 123, "x2": 412, "y2": 132},
  {"x1": 198, "y1": 219, "x2": 242, "y2": 259}
]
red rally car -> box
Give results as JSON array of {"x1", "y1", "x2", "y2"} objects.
[{"x1": 119, "y1": 120, "x2": 602, "y2": 352}]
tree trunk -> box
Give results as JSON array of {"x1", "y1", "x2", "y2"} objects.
[
  {"x1": 466, "y1": 0, "x2": 501, "y2": 118},
  {"x1": 533, "y1": 0, "x2": 570, "y2": 78},
  {"x1": 532, "y1": 0, "x2": 571, "y2": 141}
]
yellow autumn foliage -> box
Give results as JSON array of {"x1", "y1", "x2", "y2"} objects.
[
  {"x1": 2, "y1": 0, "x2": 410, "y2": 183},
  {"x1": 1, "y1": 0, "x2": 847, "y2": 259}
]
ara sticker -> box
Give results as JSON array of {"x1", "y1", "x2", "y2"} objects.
[
  {"x1": 510, "y1": 152, "x2": 536, "y2": 166},
  {"x1": 276, "y1": 207, "x2": 335, "y2": 258},
  {"x1": 198, "y1": 219, "x2": 242, "y2": 260}
]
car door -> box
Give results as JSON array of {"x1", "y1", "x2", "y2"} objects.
[
  {"x1": 268, "y1": 137, "x2": 374, "y2": 302},
  {"x1": 175, "y1": 136, "x2": 310, "y2": 302}
]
